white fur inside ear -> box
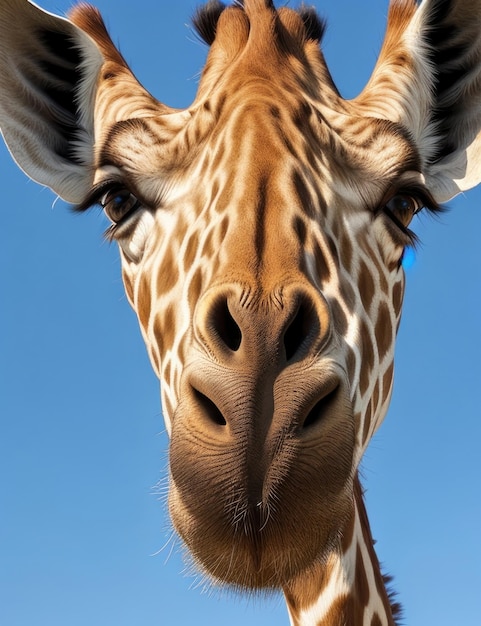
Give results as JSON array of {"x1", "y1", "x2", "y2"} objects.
[
  {"x1": 0, "y1": 0, "x2": 103, "y2": 203},
  {"x1": 426, "y1": 131, "x2": 481, "y2": 203}
]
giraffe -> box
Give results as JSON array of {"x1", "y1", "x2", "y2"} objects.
[{"x1": 1, "y1": 1, "x2": 480, "y2": 624}]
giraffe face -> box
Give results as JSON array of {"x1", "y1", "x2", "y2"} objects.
[
  {"x1": 8, "y1": 0, "x2": 475, "y2": 601},
  {"x1": 98, "y1": 84, "x2": 424, "y2": 588}
]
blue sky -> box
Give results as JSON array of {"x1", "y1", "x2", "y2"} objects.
[{"x1": 1, "y1": 1, "x2": 480, "y2": 625}]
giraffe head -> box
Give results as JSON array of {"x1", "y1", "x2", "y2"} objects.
[{"x1": 2, "y1": 0, "x2": 481, "y2": 592}]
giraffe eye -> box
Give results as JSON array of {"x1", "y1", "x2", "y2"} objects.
[
  {"x1": 384, "y1": 193, "x2": 423, "y2": 228},
  {"x1": 101, "y1": 188, "x2": 141, "y2": 223},
  {"x1": 384, "y1": 193, "x2": 422, "y2": 228}
]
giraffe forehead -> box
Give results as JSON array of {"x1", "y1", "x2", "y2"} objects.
[{"x1": 98, "y1": 96, "x2": 420, "y2": 219}]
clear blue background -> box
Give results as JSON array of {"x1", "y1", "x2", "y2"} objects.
[{"x1": 1, "y1": 1, "x2": 480, "y2": 625}]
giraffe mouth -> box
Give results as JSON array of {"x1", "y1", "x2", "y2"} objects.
[{"x1": 168, "y1": 360, "x2": 356, "y2": 589}]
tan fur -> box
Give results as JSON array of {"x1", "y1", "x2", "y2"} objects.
[
  {"x1": 69, "y1": 3, "x2": 128, "y2": 68},
  {"x1": 2, "y1": 1, "x2": 481, "y2": 624}
]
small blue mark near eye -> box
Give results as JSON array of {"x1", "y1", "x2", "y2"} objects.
[{"x1": 401, "y1": 246, "x2": 416, "y2": 270}]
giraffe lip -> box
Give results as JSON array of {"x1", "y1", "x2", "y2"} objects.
[{"x1": 168, "y1": 362, "x2": 355, "y2": 589}]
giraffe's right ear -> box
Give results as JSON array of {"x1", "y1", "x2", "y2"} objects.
[
  {"x1": 0, "y1": 0, "x2": 160, "y2": 204},
  {"x1": 0, "y1": 0, "x2": 104, "y2": 203}
]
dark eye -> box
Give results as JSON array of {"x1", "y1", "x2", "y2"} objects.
[
  {"x1": 384, "y1": 194, "x2": 422, "y2": 228},
  {"x1": 101, "y1": 188, "x2": 141, "y2": 223}
]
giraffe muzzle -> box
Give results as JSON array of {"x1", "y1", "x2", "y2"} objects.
[{"x1": 168, "y1": 283, "x2": 355, "y2": 589}]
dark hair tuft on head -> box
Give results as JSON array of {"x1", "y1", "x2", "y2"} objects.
[
  {"x1": 192, "y1": 0, "x2": 226, "y2": 46},
  {"x1": 298, "y1": 5, "x2": 327, "y2": 42}
]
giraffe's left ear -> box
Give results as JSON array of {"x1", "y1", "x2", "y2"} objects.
[
  {"x1": 354, "y1": 0, "x2": 481, "y2": 203},
  {"x1": 0, "y1": 0, "x2": 161, "y2": 204}
]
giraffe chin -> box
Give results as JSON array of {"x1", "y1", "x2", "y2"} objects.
[
  {"x1": 168, "y1": 374, "x2": 356, "y2": 589},
  {"x1": 170, "y1": 488, "x2": 352, "y2": 592},
  {"x1": 169, "y1": 476, "x2": 354, "y2": 590}
]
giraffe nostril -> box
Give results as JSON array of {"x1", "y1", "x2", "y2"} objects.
[
  {"x1": 209, "y1": 297, "x2": 242, "y2": 352},
  {"x1": 283, "y1": 300, "x2": 320, "y2": 362},
  {"x1": 193, "y1": 388, "x2": 227, "y2": 427},
  {"x1": 302, "y1": 385, "x2": 339, "y2": 430}
]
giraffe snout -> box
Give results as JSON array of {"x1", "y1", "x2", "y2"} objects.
[
  {"x1": 167, "y1": 282, "x2": 355, "y2": 589},
  {"x1": 193, "y1": 282, "x2": 332, "y2": 369},
  {"x1": 187, "y1": 281, "x2": 342, "y2": 441}
]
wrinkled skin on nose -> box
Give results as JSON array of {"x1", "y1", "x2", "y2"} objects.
[{"x1": 168, "y1": 277, "x2": 355, "y2": 588}]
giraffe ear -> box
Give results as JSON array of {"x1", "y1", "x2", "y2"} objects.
[
  {"x1": 0, "y1": 1, "x2": 161, "y2": 204},
  {"x1": 0, "y1": 0, "x2": 103, "y2": 203},
  {"x1": 354, "y1": 0, "x2": 481, "y2": 203}
]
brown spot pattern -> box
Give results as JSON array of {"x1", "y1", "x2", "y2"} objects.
[
  {"x1": 359, "y1": 259, "x2": 376, "y2": 312},
  {"x1": 371, "y1": 613, "x2": 383, "y2": 626},
  {"x1": 355, "y1": 545, "x2": 370, "y2": 607},
  {"x1": 65, "y1": 3, "x2": 421, "y2": 622},
  {"x1": 359, "y1": 320, "x2": 375, "y2": 397},
  {"x1": 374, "y1": 301, "x2": 393, "y2": 361}
]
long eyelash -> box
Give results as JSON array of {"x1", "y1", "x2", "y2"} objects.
[
  {"x1": 73, "y1": 180, "x2": 124, "y2": 213},
  {"x1": 399, "y1": 184, "x2": 443, "y2": 216},
  {"x1": 405, "y1": 186, "x2": 445, "y2": 249},
  {"x1": 74, "y1": 180, "x2": 143, "y2": 242},
  {"x1": 103, "y1": 224, "x2": 118, "y2": 242},
  {"x1": 73, "y1": 182, "x2": 122, "y2": 242},
  {"x1": 378, "y1": 183, "x2": 445, "y2": 248},
  {"x1": 383, "y1": 206, "x2": 420, "y2": 248}
]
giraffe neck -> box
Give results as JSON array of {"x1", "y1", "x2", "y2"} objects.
[{"x1": 283, "y1": 476, "x2": 399, "y2": 626}]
